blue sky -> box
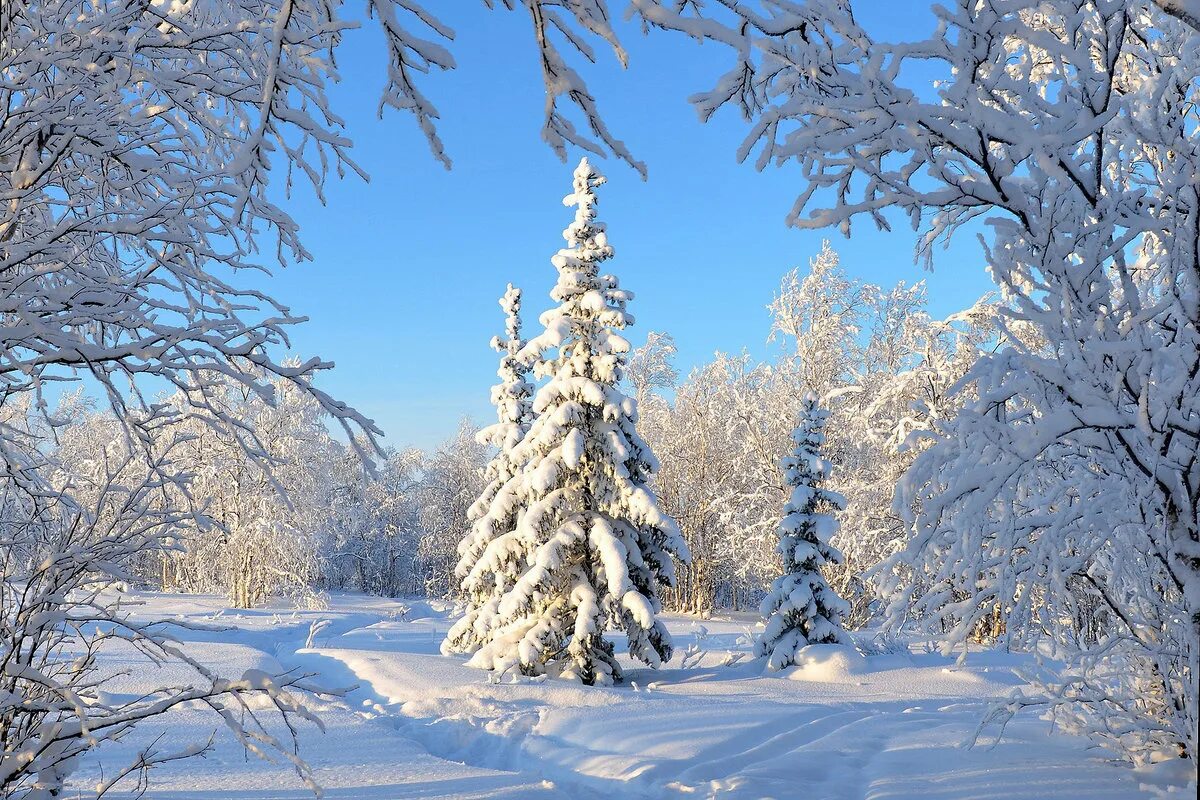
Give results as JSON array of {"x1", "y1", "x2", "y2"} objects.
[{"x1": 266, "y1": 5, "x2": 995, "y2": 450}]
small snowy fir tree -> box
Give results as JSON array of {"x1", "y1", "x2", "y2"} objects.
[
  {"x1": 444, "y1": 285, "x2": 534, "y2": 655},
  {"x1": 756, "y1": 393, "x2": 850, "y2": 670},
  {"x1": 469, "y1": 157, "x2": 690, "y2": 685}
]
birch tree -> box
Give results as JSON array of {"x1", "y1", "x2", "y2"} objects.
[{"x1": 417, "y1": 419, "x2": 489, "y2": 599}]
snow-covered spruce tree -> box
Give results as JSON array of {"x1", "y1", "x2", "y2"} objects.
[
  {"x1": 469, "y1": 158, "x2": 689, "y2": 685},
  {"x1": 756, "y1": 393, "x2": 849, "y2": 670},
  {"x1": 441, "y1": 292, "x2": 535, "y2": 657},
  {"x1": 444, "y1": 286, "x2": 534, "y2": 655}
]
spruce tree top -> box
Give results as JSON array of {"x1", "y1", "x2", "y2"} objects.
[
  {"x1": 524, "y1": 157, "x2": 633, "y2": 388},
  {"x1": 481, "y1": 283, "x2": 532, "y2": 452}
]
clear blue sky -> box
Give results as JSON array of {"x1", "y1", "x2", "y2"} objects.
[{"x1": 266, "y1": 5, "x2": 994, "y2": 450}]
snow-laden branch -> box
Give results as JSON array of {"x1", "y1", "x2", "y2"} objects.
[{"x1": 1152, "y1": 0, "x2": 1200, "y2": 30}]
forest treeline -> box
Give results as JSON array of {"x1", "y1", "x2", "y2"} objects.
[{"x1": 16, "y1": 242, "x2": 996, "y2": 628}]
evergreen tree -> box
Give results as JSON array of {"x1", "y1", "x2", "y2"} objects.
[
  {"x1": 444, "y1": 285, "x2": 533, "y2": 655},
  {"x1": 756, "y1": 393, "x2": 850, "y2": 670},
  {"x1": 469, "y1": 158, "x2": 689, "y2": 685}
]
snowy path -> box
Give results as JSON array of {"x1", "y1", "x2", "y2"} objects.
[{"x1": 72, "y1": 594, "x2": 1163, "y2": 799}]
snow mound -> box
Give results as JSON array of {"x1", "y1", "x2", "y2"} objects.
[{"x1": 785, "y1": 644, "x2": 868, "y2": 682}]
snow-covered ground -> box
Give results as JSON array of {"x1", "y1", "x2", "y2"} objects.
[{"x1": 70, "y1": 593, "x2": 1181, "y2": 799}]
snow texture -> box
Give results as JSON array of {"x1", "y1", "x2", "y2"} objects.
[{"x1": 63, "y1": 592, "x2": 1186, "y2": 799}]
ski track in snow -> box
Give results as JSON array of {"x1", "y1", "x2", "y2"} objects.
[{"x1": 69, "y1": 593, "x2": 1172, "y2": 799}]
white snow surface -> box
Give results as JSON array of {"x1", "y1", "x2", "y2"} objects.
[{"x1": 69, "y1": 592, "x2": 1184, "y2": 799}]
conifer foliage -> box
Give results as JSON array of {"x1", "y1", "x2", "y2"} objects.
[
  {"x1": 444, "y1": 285, "x2": 534, "y2": 655},
  {"x1": 466, "y1": 158, "x2": 689, "y2": 685},
  {"x1": 756, "y1": 393, "x2": 849, "y2": 670}
]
